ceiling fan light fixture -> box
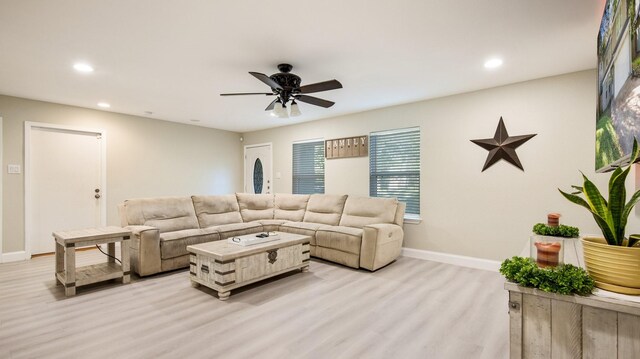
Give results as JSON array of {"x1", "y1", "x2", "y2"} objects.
[
  {"x1": 290, "y1": 100, "x2": 301, "y2": 117},
  {"x1": 272, "y1": 99, "x2": 284, "y2": 117},
  {"x1": 220, "y1": 64, "x2": 342, "y2": 116},
  {"x1": 278, "y1": 103, "x2": 289, "y2": 118}
]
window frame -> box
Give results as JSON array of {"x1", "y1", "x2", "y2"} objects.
[
  {"x1": 369, "y1": 127, "x2": 421, "y2": 222},
  {"x1": 292, "y1": 138, "x2": 325, "y2": 195}
]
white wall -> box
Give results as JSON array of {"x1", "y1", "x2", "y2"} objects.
[
  {"x1": 1, "y1": 95, "x2": 244, "y2": 254},
  {"x1": 243, "y1": 70, "x2": 640, "y2": 261}
]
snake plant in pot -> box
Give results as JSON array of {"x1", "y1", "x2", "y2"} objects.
[{"x1": 559, "y1": 138, "x2": 640, "y2": 294}]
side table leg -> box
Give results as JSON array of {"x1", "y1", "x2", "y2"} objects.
[
  {"x1": 121, "y1": 237, "x2": 131, "y2": 284},
  {"x1": 302, "y1": 265, "x2": 310, "y2": 272},
  {"x1": 65, "y1": 244, "x2": 76, "y2": 296},
  {"x1": 191, "y1": 280, "x2": 200, "y2": 288},
  {"x1": 55, "y1": 241, "x2": 64, "y2": 285},
  {"x1": 107, "y1": 242, "x2": 116, "y2": 263},
  {"x1": 218, "y1": 291, "x2": 230, "y2": 301}
]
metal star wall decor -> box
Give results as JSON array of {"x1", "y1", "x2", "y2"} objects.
[{"x1": 471, "y1": 117, "x2": 536, "y2": 172}]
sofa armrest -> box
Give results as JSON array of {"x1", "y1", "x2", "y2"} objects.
[
  {"x1": 117, "y1": 203, "x2": 129, "y2": 227},
  {"x1": 360, "y1": 223, "x2": 404, "y2": 271},
  {"x1": 125, "y1": 225, "x2": 161, "y2": 276}
]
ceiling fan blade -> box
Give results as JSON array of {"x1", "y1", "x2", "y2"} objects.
[
  {"x1": 249, "y1": 72, "x2": 283, "y2": 90},
  {"x1": 265, "y1": 98, "x2": 277, "y2": 111},
  {"x1": 298, "y1": 79, "x2": 342, "y2": 94},
  {"x1": 296, "y1": 95, "x2": 335, "y2": 108},
  {"x1": 220, "y1": 92, "x2": 274, "y2": 96}
]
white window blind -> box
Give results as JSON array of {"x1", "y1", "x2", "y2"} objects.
[
  {"x1": 369, "y1": 127, "x2": 420, "y2": 216},
  {"x1": 292, "y1": 140, "x2": 325, "y2": 194}
]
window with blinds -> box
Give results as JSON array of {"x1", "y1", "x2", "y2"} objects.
[
  {"x1": 292, "y1": 140, "x2": 325, "y2": 194},
  {"x1": 369, "y1": 127, "x2": 420, "y2": 216}
]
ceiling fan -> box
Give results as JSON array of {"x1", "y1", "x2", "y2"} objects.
[{"x1": 220, "y1": 64, "x2": 342, "y2": 118}]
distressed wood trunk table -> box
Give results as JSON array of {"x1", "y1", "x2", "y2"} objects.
[
  {"x1": 505, "y1": 281, "x2": 640, "y2": 359},
  {"x1": 54, "y1": 226, "x2": 131, "y2": 296},
  {"x1": 187, "y1": 232, "x2": 311, "y2": 301}
]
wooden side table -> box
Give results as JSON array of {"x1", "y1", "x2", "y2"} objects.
[{"x1": 53, "y1": 226, "x2": 131, "y2": 296}]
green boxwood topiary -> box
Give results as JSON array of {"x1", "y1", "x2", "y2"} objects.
[
  {"x1": 532, "y1": 223, "x2": 579, "y2": 238},
  {"x1": 500, "y1": 256, "x2": 594, "y2": 296}
]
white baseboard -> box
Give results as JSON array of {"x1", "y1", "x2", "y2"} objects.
[
  {"x1": 2, "y1": 251, "x2": 28, "y2": 263},
  {"x1": 401, "y1": 247, "x2": 500, "y2": 272}
]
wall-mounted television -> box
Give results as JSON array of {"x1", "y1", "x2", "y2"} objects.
[{"x1": 596, "y1": 0, "x2": 640, "y2": 172}]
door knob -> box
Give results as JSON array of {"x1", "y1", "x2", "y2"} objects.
[{"x1": 95, "y1": 194, "x2": 101, "y2": 199}]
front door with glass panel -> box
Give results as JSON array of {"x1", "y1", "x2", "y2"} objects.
[{"x1": 244, "y1": 144, "x2": 272, "y2": 194}]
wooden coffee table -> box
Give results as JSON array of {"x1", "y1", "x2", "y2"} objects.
[{"x1": 187, "y1": 232, "x2": 310, "y2": 300}]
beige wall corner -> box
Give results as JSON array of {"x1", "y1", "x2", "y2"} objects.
[{"x1": 1, "y1": 96, "x2": 244, "y2": 253}]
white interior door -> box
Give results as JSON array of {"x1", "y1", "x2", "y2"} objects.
[
  {"x1": 245, "y1": 144, "x2": 272, "y2": 194},
  {"x1": 28, "y1": 125, "x2": 105, "y2": 255}
]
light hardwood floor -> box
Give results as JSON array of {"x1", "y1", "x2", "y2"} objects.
[{"x1": 0, "y1": 250, "x2": 508, "y2": 358}]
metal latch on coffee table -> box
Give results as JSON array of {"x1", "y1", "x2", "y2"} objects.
[{"x1": 267, "y1": 249, "x2": 278, "y2": 264}]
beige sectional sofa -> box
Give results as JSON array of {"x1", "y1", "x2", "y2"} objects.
[{"x1": 119, "y1": 193, "x2": 405, "y2": 276}]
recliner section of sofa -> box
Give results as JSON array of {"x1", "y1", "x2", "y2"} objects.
[
  {"x1": 119, "y1": 193, "x2": 405, "y2": 276},
  {"x1": 314, "y1": 196, "x2": 402, "y2": 270},
  {"x1": 120, "y1": 196, "x2": 220, "y2": 274}
]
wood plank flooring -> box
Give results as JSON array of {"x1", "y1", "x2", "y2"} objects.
[{"x1": 0, "y1": 250, "x2": 508, "y2": 358}]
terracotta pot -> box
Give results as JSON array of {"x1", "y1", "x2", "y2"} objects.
[
  {"x1": 581, "y1": 237, "x2": 640, "y2": 295},
  {"x1": 530, "y1": 235, "x2": 565, "y2": 268},
  {"x1": 534, "y1": 241, "x2": 562, "y2": 268}
]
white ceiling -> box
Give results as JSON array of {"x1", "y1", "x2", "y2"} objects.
[{"x1": 0, "y1": 0, "x2": 605, "y2": 132}]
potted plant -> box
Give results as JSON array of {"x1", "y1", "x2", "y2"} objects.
[{"x1": 559, "y1": 138, "x2": 640, "y2": 294}]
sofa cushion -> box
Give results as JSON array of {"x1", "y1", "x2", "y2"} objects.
[
  {"x1": 159, "y1": 228, "x2": 219, "y2": 259},
  {"x1": 274, "y1": 194, "x2": 309, "y2": 221},
  {"x1": 315, "y1": 226, "x2": 363, "y2": 255},
  {"x1": 303, "y1": 194, "x2": 348, "y2": 226},
  {"x1": 209, "y1": 222, "x2": 262, "y2": 239},
  {"x1": 192, "y1": 195, "x2": 243, "y2": 228},
  {"x1": 124, "y1": 197, "x2": 199, "y2": 233},
  {"x1": 279, "y1": 222, "x2": 327, "y2": 246},
  {"x1": 255, "y1": 219, "x2": 289, "y2": 232},
  {"x1": 314, "y1": 246, "x2": 359, "y2": 269},
  {"x1": 257, "y1": 219, "x2": 289, "y2": 226},
  {"x1": 339, "y1": 196, "x2": 398, "y2": 229},
  {"x1": 236, "y1": 193, "x2": 274, "y2": 222},
  {"x1": 161, "y1": 255, "x2": 191, "y2": 272}
]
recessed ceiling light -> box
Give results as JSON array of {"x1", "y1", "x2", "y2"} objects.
[
  {"x1": 190, "y1": 119, "x2": 200, "y2": 122},
  {"x1": 144, "y1": 111, "x2": 153, "y2": 115},
  {"x1": 73, "y1": 63, "x2": 94, "y2": 73},
  {"x1": 97, "y1": 102, "x2": 110, "y2": 108},
  {"x1": 484, "y1": 58, "x2": 503, "y2": 69}
]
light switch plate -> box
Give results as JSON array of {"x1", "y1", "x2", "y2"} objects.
[
  {"x1": 8, "y1": 164, "x2": 21, "y2": 174},
  {"x1": 276, "y1": 171, "x2": 281, "y2": 179}
]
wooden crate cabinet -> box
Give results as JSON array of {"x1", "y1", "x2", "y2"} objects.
[{"x1": 506, "y1": 282, "x2": 640, "y2": 359}]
